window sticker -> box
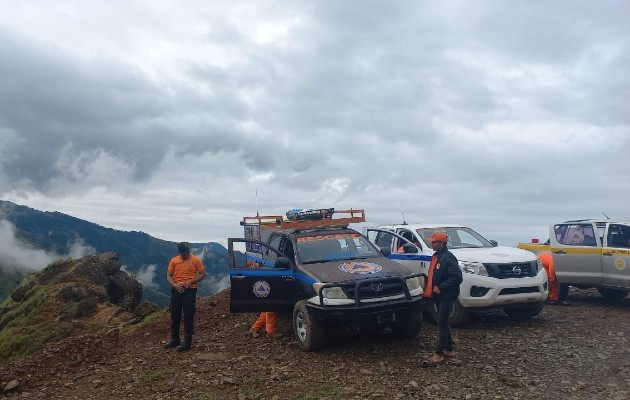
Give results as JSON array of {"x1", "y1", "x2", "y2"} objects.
[{"x1": 297, "y1": 233, "x2": 361, "y2": 242}]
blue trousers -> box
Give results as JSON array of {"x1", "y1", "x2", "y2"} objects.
[{"x1": 435, "y1": 299, "x2": 454, "y2": 354}]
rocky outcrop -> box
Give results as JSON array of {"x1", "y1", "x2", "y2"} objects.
[
  {"x1": 0, "y1": 253, "x2": 156, "y2": 367},
  {"x1": 10, "y1": 252, "x2": 142, "y2": 314}
]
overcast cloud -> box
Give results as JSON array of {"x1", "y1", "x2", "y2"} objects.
[
  {"x1": 1, "y1": 0, "x2": 629, "y2": 247},
  {"x1": 0, "y1": 220, "x2": 95, "y2": 271}
]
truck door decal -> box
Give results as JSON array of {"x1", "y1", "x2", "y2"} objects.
[{"x1": 253, "y1": 281, "x2": 271, "y2": 298}]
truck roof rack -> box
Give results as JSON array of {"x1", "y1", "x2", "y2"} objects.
[{"x1": 241, "y1": 209, "x2": 366, "y2": 230}]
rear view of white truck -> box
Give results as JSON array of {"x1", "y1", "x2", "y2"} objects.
[{"x1": 367, "y1": 224, "x2": 549, "y2": 326}]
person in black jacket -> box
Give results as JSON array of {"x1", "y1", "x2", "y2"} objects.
[{"x1": 421, "y1": 232, "x2": 463, "y2": 367}]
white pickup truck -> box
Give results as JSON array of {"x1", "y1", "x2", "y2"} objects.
[
  {"x1": 366, "y1": 224, "x2": 549, "y2": 326},
  {"x1": 518, "y1": 219, "x2": 630, "y2": 301}
]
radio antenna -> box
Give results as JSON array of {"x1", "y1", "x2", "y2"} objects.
[
  {"x1": 399, "y1": 172, "x2": 407, "y2": 225},
  {"x1": 255, "y1": 185, "x2": 260, "y2": 217},
  {"x1": 602, "y1": 211, "x2": 610, "y2": 219}
]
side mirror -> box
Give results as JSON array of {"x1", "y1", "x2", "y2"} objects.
[
  {"x1": 275, "y1": 256, "x2": 291, "y2": 268},
  {"x1": 403, "y1": 243, "x2": 419, "y2": 253},
  {"x1": 380, "y1": 247, "x2": 392, "y2": 256},
  {"x1": 490, "y1": 240, "x2": 498, "y2": 247}
]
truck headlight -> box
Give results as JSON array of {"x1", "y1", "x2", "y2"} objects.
[
  {"x1": 406, "y1": 277, "x2": 421, "y2": 291},
  {"x1": 535, "y1": 259, "x2": 542, "y2": 274},
  {"x1": 322, "y1": 287, "x2": 348, "y2": 299},
  {"x1": 459, "y1": 261, "x2": 488, "y2": 276},
  {"x1": 313, "y1": 283, "x2": 348, "y2": 299}
]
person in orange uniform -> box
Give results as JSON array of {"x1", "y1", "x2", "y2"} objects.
[
  {"x1": 250, "y1": 312, "x2": 283, "y2": 339},
  {"x1": 164, "y1": 242, "x2": 207, "y2": 351},
  {"x1": 396, "y1": 239, "x2": 422, "y2": 253},
  {"x1": 538, "y1": 252, "x2": 570, "y2": 306}
]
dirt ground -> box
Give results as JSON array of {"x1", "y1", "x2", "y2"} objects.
[{"x1": 1, "y1": 287, "x2": 629, "y2": 400}]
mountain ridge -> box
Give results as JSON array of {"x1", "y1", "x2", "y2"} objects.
[{"x1": 0, "y1": 200, "x2": 230, "y2": 305}]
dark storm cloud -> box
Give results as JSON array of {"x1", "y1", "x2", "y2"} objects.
[
  {"x1": 0, "y1": 28, "x2": 163, "y2": 185},
  {"x1": 0, "y1": 1, "x2": 628, "y2": 246},
  {"x1": 0, "y1": 26, "x2": 277, "y2": 188}
]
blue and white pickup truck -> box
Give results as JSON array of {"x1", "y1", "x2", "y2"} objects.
[
  {"x1": 366, "y1": 224, "x2": 549, "y2": 326},
  {"x1": 228, "y1": 209, "x2": 428, "y2": 351}
]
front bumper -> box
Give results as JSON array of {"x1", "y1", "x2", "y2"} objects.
[
  {"x1": 306, "y1": 295, "x2": 428, "y2": 325},
  {"x1": 305, "y1": 274, "x2": 429, "y2": 324},
  {"x1": 458, "y1": 270, "x2": 549, "y2": 309}
]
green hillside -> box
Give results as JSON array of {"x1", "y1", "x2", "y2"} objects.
[
  {"x1": 0, "y1": 268, "x2": 30, "y2": 303},
  {"x1": 0, "y1": 201, "x2": 230, "y2": 305}
]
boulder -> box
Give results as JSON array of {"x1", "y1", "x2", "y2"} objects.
[
  {"x1": 107, "y1": 270, "x2": 142, "y2": 312},
  {"x1": 134, "y1": 301, "x2": 161, "y2": 318},
  {"x1": 7, "y1": 252, "x2": 143, "y2": 316}
]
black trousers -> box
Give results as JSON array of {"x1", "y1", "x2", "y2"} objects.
[
  {"x1": 170, "y1": 287, "x2": 197, "y2": 336},
  {"x1": 435, "y1": 298, "x2": 454, "y2": 354}
]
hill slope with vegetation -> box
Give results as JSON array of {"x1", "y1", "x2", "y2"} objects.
[{"x1": 1, "y1": 278, "x2": 629, "y2": 399}]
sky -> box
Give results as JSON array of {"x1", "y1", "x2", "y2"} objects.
[{"x1": 1, "y1": 0, "x2": 629, "y2": 249}]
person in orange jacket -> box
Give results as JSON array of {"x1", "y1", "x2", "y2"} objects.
[
  {"x1": 250, "y1": 312, "x2": 283, "y2": 339},
  {"x1": 538, "y1": 252, "x2": 570, "y2": 305},
  {"x1": 396, "y1": 239, "x2": 422, "y2": 253},
  {"x1": 420, "y1": 232, "x2": 463, "y2": 367}
]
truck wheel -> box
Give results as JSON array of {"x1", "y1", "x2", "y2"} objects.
[
  {"x1": 427, "y1": 300, "x2": 471, "y2": 327},
  {"x1": 293, "y1": 300, "x2": 325, "y2": 351},
  {"x1": 392, "y1": 309, "x2": 423, "y2": 338},
  {"x1": 448, "y1": 301, "x2": 471, "y2": 327},
  {"x1": 559, "y1": 283, "x2": 570, "y2": 300},
  {"x1": 503, "y1": 304, "x2": 544, "y2": 320},
  {"x1": 597, "y1": 288, "x2": 628, "y2": 301}
]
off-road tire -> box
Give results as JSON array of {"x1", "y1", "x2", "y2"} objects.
[
  {"x1": 597, "y1": 287, "x2": 628, "y2": 301},
  {"x1": 293, "y1": 300, "x2": 325, "y2": 351},
  {"x1": 503, "y1": 304, "x2": 544, "y2": 320},
  {"x1": 427, "y1": 300, "x2": 471, "y2": 327},
  {"x1": 392, "y1": 309, "x2": 423, "y2": 338}
]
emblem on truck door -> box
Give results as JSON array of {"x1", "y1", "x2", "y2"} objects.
[{"x1": 253, "y1": 281, "x2": 271, "y2": 298}]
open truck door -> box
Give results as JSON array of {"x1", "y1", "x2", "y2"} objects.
[
  {"x1": 228, "y1": 238, "x2": 294, "y2": 313},
  {"x1": 365, "y1": 227, "x2": 431, "y2": 277}
]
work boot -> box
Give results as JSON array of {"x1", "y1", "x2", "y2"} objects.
[
  {"x1": 177, "y1": 335, "x2": 192, "y2": 352},
  {"x1": 250, "y1": 328, "x2": 262, "y2": 338},
  {"x1": 266, "y1": 332, "x2": 284, "y2": 339},
  {"x1": 163, "y1": 334, "x2": 181, "y2": 349}
]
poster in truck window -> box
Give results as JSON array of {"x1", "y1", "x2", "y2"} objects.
[
  {"x1": 555, "y1": 224, "x2": 597, "y2": 246},
  {"x1": 244, "y1": 224, "x2": 262, "y2": 253},
  {"x1": 244, "y1": 224, "x2": 264, "y2": 268}
]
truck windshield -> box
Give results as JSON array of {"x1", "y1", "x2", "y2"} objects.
[
  {"x1": 416, "y1": 227, "x2": 494, "y2": 249},
  {"x1": 296, "y1": 233, "x2": 381, "y2": 264}
]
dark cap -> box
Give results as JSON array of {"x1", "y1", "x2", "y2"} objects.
[{"x1": 177, "y1": 242, "x2": 190, "y2": 254}]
